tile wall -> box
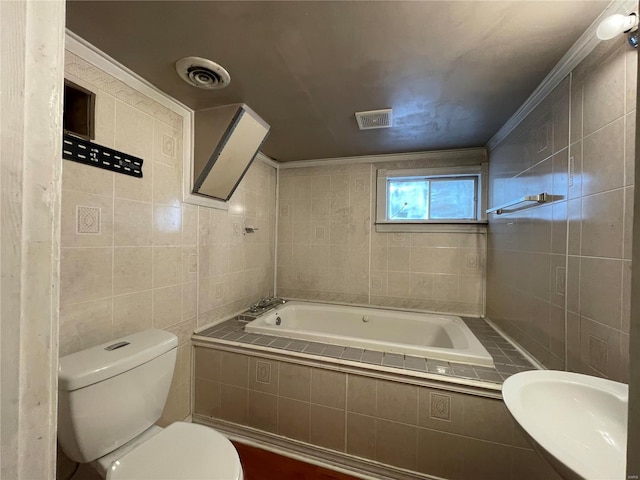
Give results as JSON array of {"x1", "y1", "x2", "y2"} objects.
[
  {"x1": 59, "y1": 52, "x2": 276, "y2": 426},
  {"x1": 277, "y1": 151, "x2": 487, "y2": 317},
  {"x1": 486, "y1": 36, "x2": 635, "y2": 382},
  {"x1": 193, "y1": 346, "x2": 560, "y2": 480}
]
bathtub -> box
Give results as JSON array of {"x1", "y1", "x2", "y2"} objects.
[{"x1": 244, "y1": 301, "x2": 493, "y2": 367}]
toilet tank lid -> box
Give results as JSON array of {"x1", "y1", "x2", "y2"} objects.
[{"x1": 59, "y1": 329, "x2": 178, "y2": 392}]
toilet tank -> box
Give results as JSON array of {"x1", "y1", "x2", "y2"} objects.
[{"x1": 58, "y1": 329, "x2": 178, "y2": 463}]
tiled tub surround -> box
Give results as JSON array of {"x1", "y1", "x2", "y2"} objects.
[
  {"x1": 277, "y1": 149, "x2": 487, "y2": 318},
  {"x1": 192, "y1": 339, "x2": 555, "y2": 480},
  {"x1": 486, "y1": 35, "x2": 635, "y2": 382},
  {"x1": 197, "y1": 313, "x2": 536, "y2": 386},
  {"x1": 244, "y1": 301, "x2": 495, "y2": 366}
]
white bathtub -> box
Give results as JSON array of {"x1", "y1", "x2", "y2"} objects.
[{"x1": 244, "y1": 301, "x2": 493, "y2": 367}]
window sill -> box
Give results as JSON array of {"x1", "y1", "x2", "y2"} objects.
[{"x1": 374, "y1": 222, "x2": 487, "y2": 234}]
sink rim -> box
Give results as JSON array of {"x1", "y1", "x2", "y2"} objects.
[{"x1": 502, "y1": 370, "x2": 628, "y2": 480}]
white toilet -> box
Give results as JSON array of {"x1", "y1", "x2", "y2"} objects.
[{"x1": 57, "y1": 329, "x2": 243, "y2": 480}]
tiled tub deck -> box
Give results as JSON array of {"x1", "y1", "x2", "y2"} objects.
[
  {"x1": 195, "y1": 314, "x2": 537, "y2": 386},
  {"x1": 191, "y1": 312, "x2": 558, "y2": 480}
]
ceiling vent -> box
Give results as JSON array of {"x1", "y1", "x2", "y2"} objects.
[
  {"x1": 175, "y1": 56, "x2": 231, "y2": 90},
  {"x1": 355, "y1": 108, "x2": 393, "y2": 130}
]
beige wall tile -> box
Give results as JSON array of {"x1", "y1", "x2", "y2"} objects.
[
  {"x1": 114, "y1": 199, "x2": 152, "y2": 246},
  {"x1": 195, "y1": 347, "x2": 222, "y2": 382},
  {"x1": 59, "y1": 298, "x2": 113, "y2": 356},
  {"x1": 62, "y1": 160, "x2": 114, "y2": 197},
  {"x1": 220, "y1": 384, "x2": 248, "y2": 424},
  {"x1": 346, "y1": 413, "x2": 376, "y2": 460},
  {"x1": 581, "y1": 189, "x2": 624, "y2": 258},
  {"x1": 112, "y1": 291, "x2": 152, "y2": 337},
  {"x1": 582, "y1": 45, "x2": 625, "y2": 136},
  {"x1": 416, "y1": 428, "x2": 463, "y2": 480},
  {"x1": 461, "y1": 437, "x2": 512, "y2": 480},
  {"x1": 347, "y1": 374, "x2": 376, "y2": 416},
  {"x1": 153, "y1": 162, "x2": 182, "y2": 207},
  {"x1": 248, "y1": 390, "x2": 278, "y2": 433},
  {"x1": 579, "y1": 257, "x2": 622, "y2": 330},
  {"x1": 462, "y1": 396, "x2": 514, "y2": 445},
  {"x1": 194, "y1": 378, "x2": 221, "y2": 418},
  {"x1": 114, "y1": 100, "x2": 154, "y2": 160},
  {"x1": 278, "y1": 398, "x2": 310, "y2": 442},
  {"x1": 310, "y1": 405, "x2": 345, "y2": 452},
  {"x1": 152, "y1": 285, "x2": 182, "y2": 329},
  {"x1": 115, "y1": 162, "x2": 152, "y2": 203},
  {"x1": 512, "y1": 446, "x2": 563, "y2": 480},
  {"x1": 375, "y1": 419, "x2": 417, "y2": 471},
  {"x1": 152, "y1": 246, "x2": 183, "y2": 288},
  {"x1": 221, "y1": 352, "x2": 250, "y2": 388},
  {"x1": 153, "y1": 205, "x2": 182, "y2": 246},
  {"x1": 113, "y1": 247, "x2": 152, "y2": 295},
  {"x1": 376, "y1": 380, "x2": 417, "y2": 425},
  {"x1": 582, "y1": 118, "x2": 625, "y2": 196},
  {"x1": 279, "y1": 362, "x2": 311, "y2": 401},
  {"x1": 60, "y1": 248, "x2": 113, "y2": 305},
  {"x1": 311, "y1": 368, "x2": 346, "y2": 409}
]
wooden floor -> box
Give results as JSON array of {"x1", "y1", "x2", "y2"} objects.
[{"x1": 233, "y1": 442, "x2": 360, "y2": 480}]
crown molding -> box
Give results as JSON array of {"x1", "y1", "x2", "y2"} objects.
[
  {"x1": 487, "y1": 0, "x2": 637, "y2": 151},
  {"x1": 278, "y1": 147, "x2": 487, "y2": 169}
]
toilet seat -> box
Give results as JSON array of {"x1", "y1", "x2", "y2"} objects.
[{"x1": 107, "y1": 422, "x2": 243, "y2": 480}]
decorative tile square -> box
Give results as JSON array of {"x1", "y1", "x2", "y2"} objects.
[
  {"x1": 76, "y1": 205, "x2": 101, "y2": 234},
  {"x1": 465, "y1": 253, "x2": 479, "y2": 269},
  {"x1": 371, "y1": 276, "x2": 382, "y2": 291},
  {"x1": 189, "y1": 254, "x2": 198, "y2": 273},
  {"x1": 162, "y1": 134, "x2": 176, "y2": 158},
  {"x1": 588, "y1": 335, "x2": 608, "y2": 374},
  {"x1": 215, "y1": 283, "x2": 224, "y2": 299},
  {"x1": 315, "y1": 226, "x2": 325, "y2": 240},
  {"x1": 392, "y1": 233, "x2": 405, "y2": 243},
  {"x1": 280, "y1": 205, "x2": 290, "y2": 217},
  {"x1": 556, "y1": 266, "x2": 566, "y2": 295},
  {"x1": 430, "y1": 392, "x2": 451, "y2": 421},
  {"x1": 256, "y1": 360, "x2": 271, "y2": 384},
  {"x1": 354, "y1": 177, "x2": 366, "y2": 192}
]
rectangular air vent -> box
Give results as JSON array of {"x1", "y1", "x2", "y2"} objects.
[{"x1": 355, "y1": 108, "x2": 393, "y2": 130}]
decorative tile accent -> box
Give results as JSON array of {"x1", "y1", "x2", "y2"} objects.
[
  {"x1": 588, "y1": 335, "x2": 608, "y2": 374},
  {"x1": 214, "y1": 283, "x2": 224, "y2": 299},
  {"x1": 465, "y1": 253, "x2": 479, "y2": 270},
  {"x1": 161, "y1": 134, "x2": 176, "y2": 158},
  {"x1": 76, "y1": 205, "x2": 101, "y2": 234},
  {"x1": 188, "y1": 254, "x2": 198, "y2": 273},
  {"x1": 315, "y1": 226, "x2": 325, "y2": 240},
  {"x1": 354, "y1": 177, "x2": 367, "y2": 192},
  {"x1": 556, "y1": 266, "x2": 566, "y2": 295},
  {"x1": 280, "y1": 205, "x2": 290, "y2": 217},
  {"x1": 430, "y1": 392, "x2": 451, "y2": 421},
  {"x1": 256, "y1": 360, "x2": 271, "y2": 384},
  {"x1": 392, "y1": 233, "x2": 405, "y2": 243},
  {"x1": 371, "y1": 276, "x2": 382, "y2": 291}
]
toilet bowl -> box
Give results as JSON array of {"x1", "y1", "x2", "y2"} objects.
[{"x1": 57, "y1": 329, "x2": 243, "y2": 480}]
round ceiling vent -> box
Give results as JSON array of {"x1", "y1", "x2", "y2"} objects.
[{"x1": 175, "y1": 56, "x2": 231, "y2": 90}]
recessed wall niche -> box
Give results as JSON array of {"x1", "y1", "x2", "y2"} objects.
[{"x1": 63, "y1": 79, "x2": 95, "y2": 140}]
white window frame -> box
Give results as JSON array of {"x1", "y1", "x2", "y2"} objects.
[{"x1": 375, "y1": 164, "x2": 488, "y2": 233}]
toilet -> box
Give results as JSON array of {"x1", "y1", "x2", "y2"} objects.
[{"x1": 57, "y1": 329, "x2": 243, "y2": 480}]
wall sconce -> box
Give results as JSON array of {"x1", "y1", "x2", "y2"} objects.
[{"x1": 596, "y1": 12, "x2": 639, "y2": 47}]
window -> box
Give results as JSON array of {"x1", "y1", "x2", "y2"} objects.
[{"x1": 376, "y1": 165, "x2": 487, "y2": 232}]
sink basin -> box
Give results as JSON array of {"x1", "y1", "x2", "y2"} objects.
[{"x1": 502, "y1": 370, "x2": 628, "y2": 480}]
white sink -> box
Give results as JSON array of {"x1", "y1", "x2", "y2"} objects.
[{"x1": 502, "y1": 370, "x2": 628, "y2": 480}]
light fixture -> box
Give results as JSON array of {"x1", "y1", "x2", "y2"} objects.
[{"x1": 596, "y1": 12, "x2": 639, "y2": 43}]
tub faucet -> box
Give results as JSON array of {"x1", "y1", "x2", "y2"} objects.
[{"x1": 249, "y1": 297, "x2": 285, "y2": 313}]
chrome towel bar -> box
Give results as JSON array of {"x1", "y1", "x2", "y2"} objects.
[{"x1": 486, "y1": 193, "x2": 549, "y2": 215}]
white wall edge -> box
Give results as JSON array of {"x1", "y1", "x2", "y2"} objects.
[
  {"x1": 279, "y1": 147, "x2": 488, "y2": 169},
  {"x1": 486, "y1": 0, "x2": 637, "y2": 151},
  {"x1": 256, "y1": 151, "x2": 280, "y2": 169}
]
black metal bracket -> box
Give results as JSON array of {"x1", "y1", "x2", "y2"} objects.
[{"x1": 62, "y1": 134, "x2": 143, "y2": 178}]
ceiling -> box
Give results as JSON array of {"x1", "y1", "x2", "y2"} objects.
[{"x1": 66, "y1": 1, "x2": 608, "y2": 162}]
